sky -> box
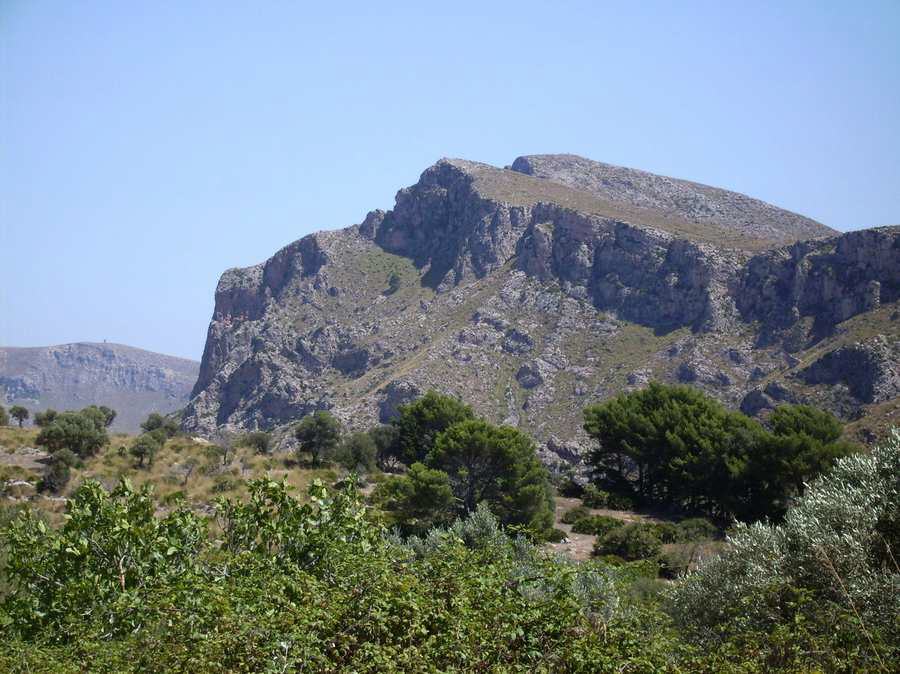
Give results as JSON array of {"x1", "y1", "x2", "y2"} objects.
[{"x1": 2, "y1": 1, "x2": 899, "y2": 361}]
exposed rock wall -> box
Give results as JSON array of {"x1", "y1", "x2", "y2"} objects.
[
  {"x1": 183, "y1": 155, "x2": 900, "y2": 459},
  {"x1": 737, "y1": 226, "x2": 900, "y2": 340}
]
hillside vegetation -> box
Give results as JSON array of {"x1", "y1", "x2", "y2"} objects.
[{"x1": 1, "y1": 387, "x2": 897, "y2": 671}]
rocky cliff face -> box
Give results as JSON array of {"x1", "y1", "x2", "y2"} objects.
[
  {"x1": 183, "y1": 154, "x2": 900, "y2": 466},
  {"x1": 0, "y1": 343, "x2": 199, "y2": 432}
]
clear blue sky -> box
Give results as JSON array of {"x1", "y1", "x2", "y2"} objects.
[{"x1": 2, "y1": 1, "x2": 899, "y2": 360}]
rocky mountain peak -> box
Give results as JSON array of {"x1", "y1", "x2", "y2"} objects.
[
  {"x1": 183, "y1": 153, "x2": 900, "y2": 456},
  {"x1": 511, "y1": 153, "x2": 836, "y2": 245}
]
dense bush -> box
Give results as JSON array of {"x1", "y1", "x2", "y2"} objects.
[
  {"x1": 392, "y1": 391, "x2": 474, "y2": 465},
  {"x1": 36, "y1": 408, "x2": 109, "y2": 457},
  {"x1": 669, "y1": 429, "x2": 900, "y2": 668},
  {"x1": 140, "y1": 412, "x2": 178, "y2": 438},
  {"x1": 580, "y1": 484, "x2": 608, "y2": 508},
  {"x1": 0, "y1": 478, "x2": 685, "y2": 671},
  {"x1": 560, "y1": 504, "x2": 590, "y2": 524},
  {"x1": 32, "y1": 409, "x2": 58, "y2": 427},
  {"x1": 605, "y1": 491, "x2": 636, "y2": 511},
  {"x1": 0, "y1": 405, "x2": 8, "y2": 426},
  {"x1": 571, "y1": 515, "x2": 624, "y2": 537},
  {"x1": 583, "y1": 384, "x2": 856, "y2": 521},
  {"x1": 83, "y1": 405, "x2": 116, "y2": 428},
  {"x1": 242, "y1": 431, "x2": 271, "y2": 454},
  {"x1": 594, "y1": 523, "x2": 662, "y2": 561},
  {"x1": 294, "y1": 410, "x2": 341, "y2": 466},
  {"x1": 675, "y1": 517, "x2": 718, "y2": 542},
  {"x1": 373, "y1": 463, "x2": 455, "y2": 535},
  {"x1": 38, "y1": 449, "x2": 81, "y2": 494},
  {"x1": 1, "y1": 442, "x2": 895, "y2": 673},
  {"x1": 333, "y1": 431, "x2": 377, "y2": 472}
]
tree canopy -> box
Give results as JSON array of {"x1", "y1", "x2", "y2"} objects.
[
  {"x1": 130, "y1": 433, "x2": 163, "y2": 468},
  {"x1": 33, "y1": 409, "x2": 58, "y2": 427},
  {"x1": 294, "y1": 411, "x2": 342, "y2": 466},
  {"x1": 140, "y1": 413, "x2": 179, "y2": 438},
  {"x1": 392, "y1": 391, "x2": 475, "y2": 465},
  {"x1": 583, "y1": 383, "x2": 855, "y2": 521},
  {"x1": 35, "y1": 408, "x2": 109, "y2": 458},
  {"x1": 428, "y1": 418, "x2": 554, "y2": 532},
  {"x1": 81, "y1": 405, "x2": 116, "y2": 428},
  {"x1": 9, "y1": 406, "x2": 29, "y2": 427}
]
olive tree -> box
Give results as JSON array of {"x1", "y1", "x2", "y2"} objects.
[
  {"x1": 9, "y1": 405, "x2": 29, "y2": 427},
  {"x1": 294, "y1": 411, "x2": 341, "y2": 466}
]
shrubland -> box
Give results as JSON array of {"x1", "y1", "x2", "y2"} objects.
[{"x1": 0, "y1": 388, "x2": 895, "y2": 671}]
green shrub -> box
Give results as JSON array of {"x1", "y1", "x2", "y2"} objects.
[
  {"x1": 544, "y1": 528, "x2": 568, "y2": 543},
  {"x1": 561, "y1": 505, "x2": 590, "y2": 524},
  {"x1": 670, "y1": 428, "x2": 900, "y2": 666},
  {"x1": 676, "y1": 517, "x2": 718, "y2": 542},
  {"x1": 242, "y1": 431, "x2": 271, "y2": 454},
  {"x1": 33, "y1": 409, "x2": 58, "y2": 427},
  {"x1": 36, "y1": 410, "x2": 108, "y2": 458},
  {"x1": 571, "y1": 515, "x2": 624, "y2": 537},
  {"x1": 606, "y1": 492, "x2": 635, "y2": 511},
  {"x1": 581, "y1": 484, "x2": 608, "y2": 508},
  {"x1": 658, "y1": 545, "x2": 704, "y2": 579},
  {"x1": 652, "y1": 522, "x2": 680, "y2": 543},
  {"x1": 594, "y1": 523, "x2": 661, "y2": 561},
  {"x1": 333, "y1": 431, "x2": 377, "y2": 472},
  {"x1": 140, "y1": 413, "x2": 179, "y2": 438},
  {"x1": 373, "y1": 463, "x2": 455, "y2": 535},
  {"x1": 38, "y1": 449, "x2": 80, "y2": 494}
]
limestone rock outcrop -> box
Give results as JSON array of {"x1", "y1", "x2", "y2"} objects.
[{"x1": 182, "y1": 154, "x2": 900, "y2": 457}]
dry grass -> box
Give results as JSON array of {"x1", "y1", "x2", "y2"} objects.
[
  {"x1": 455, "y1": 160, "x2": 776, "y2": 251},
  {"x1": 0, "y1": 429, "x2": 346, "y2": 521},
  {"x1": 0, "y1": 427, "x2": 39, "y2": 452}
]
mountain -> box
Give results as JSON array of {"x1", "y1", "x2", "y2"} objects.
[
  {"x1": 183, "y1": 155, "x2": 899, "y2": 465},
  {"x1": 0, "y1": 342, "x2": 199, "y2": 432}
]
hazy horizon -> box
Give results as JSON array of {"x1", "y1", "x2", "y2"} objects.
[{"x1": 3, "y1": 2, "x2": 899, "y2": 360}]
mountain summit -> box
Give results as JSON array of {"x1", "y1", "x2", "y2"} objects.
[
  {"x1": 184, "y1": 155, "x2": 899, "y2": 464},
  {"x1": 510, "y1": 154, "x2": 835, "y2": 244}
]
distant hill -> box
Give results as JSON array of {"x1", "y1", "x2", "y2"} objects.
[{"x1": 0, "y1": 343, "x2": 199, "y2": 432}]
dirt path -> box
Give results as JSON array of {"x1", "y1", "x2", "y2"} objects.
[{"x1": 546, "y1": 496, "x2": 664, "y2": 561}]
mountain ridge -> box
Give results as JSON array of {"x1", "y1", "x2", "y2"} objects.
[
  {"x1": 0, "y1": 342, "x2": 199, "y2": 432},
  {"x1": 510, "y1": 153, "x2": 836, "y2": 244},
  {"x1": 183, "y1": 154, "x2": 899, "y2": 464}
]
